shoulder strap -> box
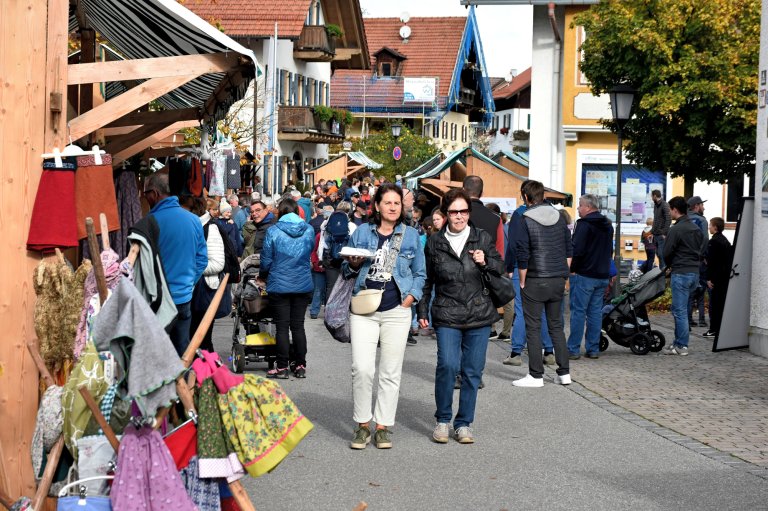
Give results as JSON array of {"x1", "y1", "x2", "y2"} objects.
[{"x1": 382, "y1": 231, "x2": 404, "y2": 275}]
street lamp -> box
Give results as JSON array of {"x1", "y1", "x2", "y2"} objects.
[
  {"x1": 609, "y1": 84, "x2": 636, "y2": 295},
  {"x1": 391, "y1": 123, "x2": 402, "y2": 138}
]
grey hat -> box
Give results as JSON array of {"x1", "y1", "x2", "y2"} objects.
[{"x1": 687, "y1": 196, "x2": 707, "y2": 207}]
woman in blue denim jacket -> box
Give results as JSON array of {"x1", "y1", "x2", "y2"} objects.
[{"x1": 341, "y1": 183, "x2": 426, "y2": 450}]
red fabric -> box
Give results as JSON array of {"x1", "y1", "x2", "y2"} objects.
[
  {"x1": 188, "y1": 158, "x2": 203, "y2": 196},
  {"x1": 310, "y1": 232, "x2": 324, "y2": 272},
  {"x1": 75, "y1": 154, "x2": 120, "y2": 239},
  {"x1": 27, "y1": 164, "x2": 78, "y2": 251},
  {"x1": 220, "y1": 497, "x2": 242, "y2": 511},
  {"x1": 495, "y1": 219, "x2": 505, "y2": 260},
  {"x1": 297, "y1": 207, "x2": 306, "y2": 220},
  {"x1": 163, "y1": 420, "x2": 198, "y2": 470}
]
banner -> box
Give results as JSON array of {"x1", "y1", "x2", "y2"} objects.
[{"x1": 404, "y1": 77, "x2": 437, "y2": 103}]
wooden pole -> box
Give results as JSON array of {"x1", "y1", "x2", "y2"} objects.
[
  {"x1": 99, "y1": 213, "x2": 110, "y2": 251},
  {"x1": 25, "y1": 340, "x2": 55, "y2": 388},
  {"x1": 30, "y1": 437, "x2": 64, "y2": 511},
  {"x1": 85, "y1": 217, "x2": 108, "y2": 304},
  {"x1": 77, "y1": 387, "x2": 120, "y2": 452}
]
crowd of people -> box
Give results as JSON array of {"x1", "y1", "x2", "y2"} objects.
[{"x1": 141, "y1": 168, "x2": 733, "y2": 449}]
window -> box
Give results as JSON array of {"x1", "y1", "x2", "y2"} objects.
[
  {"x1": 451, "y1": 123, "x2": 457, "y2": 141},
  {"x1": 577, "y1": 26, "x2": 589, "y2": 85},
  {"x1": 527, "y1": 114, "x2": 531, "y2": 130},
  {"x1": 381, "y1": 63, "x2": 392, "y2": 77},
  {"x1": 461, "y1": 125, "x2": 467, "y2": 143},
  {"x1": 442, "y1": 121, "x2": 448, "y2": 139},
  {"x1": 432, "y1": 120, "x2": 440, "y2": 138}
]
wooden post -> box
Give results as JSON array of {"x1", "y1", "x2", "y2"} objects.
[
  {"x1": 77, "y1": 388, "x2": 120, "y2": 452},
  {"x1": 30, "y1": 437, "x2": 64, "y2": 510},
  {"x1": 78, "y1": 27, "x2": 96, "y2": 145},
  {"x1": 85, "y1": 217, "x2": 108, "y2": 304},
  {"x1": 99, "y1": 213, "x2": 110, "y2": 251}
]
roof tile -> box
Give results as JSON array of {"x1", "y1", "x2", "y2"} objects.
[{"x1": 182, "y1": 0, "x2": 312, "y2": 38}]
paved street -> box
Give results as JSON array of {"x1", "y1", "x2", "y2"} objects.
[{"x1": 209, "y1": 309, "x2": 768, "y2": 511}]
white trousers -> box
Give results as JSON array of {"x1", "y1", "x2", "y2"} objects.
[{"x1": 350, "y1": 305, "x2": 411, "y2": 427}]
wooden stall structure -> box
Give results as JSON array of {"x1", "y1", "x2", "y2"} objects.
[
  {"x1": 492, "y1": 149, "x2": 530, "y2": 178},
  {"x1": 305, "y1": 151, "x2": 383, "y2": 186},
  {"x1": 0, "y1": 0, "x2": 261, "y2": 502},
  {"x1": 405, "y1": 147, "x2": 570, "y2": 204}
]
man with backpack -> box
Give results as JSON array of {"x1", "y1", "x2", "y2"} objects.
[{"x1": 320, "y1": 207, "x2": 357, "y2": 299}]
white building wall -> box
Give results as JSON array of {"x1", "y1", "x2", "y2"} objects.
[
  {"x1": 750, "y1": 0, "x2": 768, "y2": 356},
  {"x1": 489, "y1": 106, "x2": 531, "y2": 155},
  {"x1": 528, "y1": 5, "x2": 564, "y2": 190}
]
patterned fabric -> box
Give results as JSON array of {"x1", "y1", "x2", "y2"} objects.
[
  {"x1": 62, "y1": 343, "x2": 110, "y2": 460},
  {"x1": 10, "y1": 497, "x2": 32, "y2": 511},
  {"x1": 33, "y1": 258, "x2": 90, "y2": 370},
  {"x1": 74, "y1": 249, "x2": 123, "y2": 360},
  {"x1": 112, "y1": 169, "x2": 143, "y2": 260},
  {"x1": 210, "y1": 155, "x2": 226, "y2": 196},
  {"x1": 225, "y1": 155, "x2": 240, "y2": 190},
  {"x1": 196, "y1": 378, "x2": 245, "y2": 482},
  {"x1": 31, "y1": 385, "x2": 64, "y2": 478},
  {"x1": 111, "y1": 425, "x2": 199, "y2": 511},
  {"x1": 179, "y1": 457, "x2": 220, "y2": 511},
  {"x1": 99, "y1": 384, "x2": 118, "y2": 428},
  {"x1": 216, "y1": 373, "x2": 313, "y2": 478},
  {"x1": 76, "y1": 435, "x2": 118, "y2": 496}
]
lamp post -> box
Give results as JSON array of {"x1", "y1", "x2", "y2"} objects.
[
  {"x1": 609, "y1": 85, "x2": 636, "y2": 295},
  {"x1": 391, "y1": 123, "x2": 402, "y2": 171}
]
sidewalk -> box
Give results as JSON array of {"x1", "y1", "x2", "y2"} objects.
[{"x1": 536, "y1": 311, "x2": 768, "y2": 471}]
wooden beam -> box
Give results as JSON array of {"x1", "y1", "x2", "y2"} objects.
[
  {"x1": 113, "y1": 121, "x2": 198, "y2": 164},
  {"x1": 333, "y1": 48, "x2": 362, "y2": 61},
  {"x1": 103, "y1": 125, "x2": 142, "y2": 137},
  {"x1": 106, "y1": 107, "x2": 200, "y2": 128},
  {"x1": 44, "y1": 0, "x2": 69, "y2": 150},
  {"x1": 106, "y1": 122, "x2": 174, "y2": 156},
  {"x1": 69, "y1": 74, "x2": 201, "y2": 140},
  {"x1": 68, "y1": 52, "x2": 241, "y2": 85},
  {"x1": 203, "y1": 66, "x2": 251, "y2": 122}
]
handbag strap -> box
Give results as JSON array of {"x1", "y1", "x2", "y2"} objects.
[{"x1": 382, "y1": 231, "x2": 404, "y2": 277}]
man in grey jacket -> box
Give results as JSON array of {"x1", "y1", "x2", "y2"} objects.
[
  {"x1": 662, "y1": 196, "x2": 706, "y2": 356},
  {"x1": 651, "y1": 190, "x2": 672, "y2": 271}
]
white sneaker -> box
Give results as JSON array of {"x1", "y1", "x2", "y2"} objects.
[
  {"x1": 554, "y1": 374, "x2": 571, "y2": 385},
  {"x1": 512, "y1": 374, "x2": 544, "y2": 388}
]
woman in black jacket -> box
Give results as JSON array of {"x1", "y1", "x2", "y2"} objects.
[{"x1": 418, "y1": 188, "x2": 505, "y2": 445}]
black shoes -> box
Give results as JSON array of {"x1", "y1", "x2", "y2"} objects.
[
  {"x1": 407, "y1": 335, "x2": 418, "y2": 345},
  {"x1": 267, "y1": 367, "x2": 289, "y2": 379},
  {"x1": 703, "y1": 330, "x2": 717, "y2": 338}
]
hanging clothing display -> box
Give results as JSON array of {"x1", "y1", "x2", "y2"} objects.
[
  {"x1": 179, "y1": 457, "x2": 220, "y2": 511},
  {"x1": 27, "y1": 157, "x2": 78, "y2": 251},
  {"x1": 112, "y1": 168, "x2": 142, "y2": 260},
  {"x1": 33, "y1": 257, "x2": 90, "y2": 370},
  {"x1": 30, "y1": 385, "x2": 63, "y2": 479},
  {"x1": 195, "y1": 378, "x2": 245, "y2": 482},
  {"x1": 111, "y1": 424, "x2": 199, "y2": 511},
  {"x1": 211, "y1": 366, "x2": 313, "y2": 478},
  {"x1": 168, "y1": 158, "x2": 191, "y2": 197},
  {"x1": 209, "y1": 155, "x2": 226, "y2": 197},
  {"x1": 188, "y1": 158, "x2": 203, "y2": 196},
  {"x1": 163, "y1": 420, "x2": 197, "y2": 471},
  {"x1": 74, "y1": 249, "x2": 123, "y2": 360},
  {"x1": 91, "y1": 279, "x2": 184, "y2": 416},
  {"x1": 225, "y1": 154, "x2": 240, "y2": 191},
  {"x1": 74, "y1": 154, "x2": 120, "y2": 240}
]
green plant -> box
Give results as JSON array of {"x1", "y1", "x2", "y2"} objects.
[
  {"x1": 325, "y1": 24, "x2": 344, "y2": 39},
  {"x1": 332, "y1": 108, "x2": 355, "y2": 126},
  {"x1": 313, "y1": 105, "x2": 334, "y2": 123},
  {"x1": 645, "y1": 286, "x2": 672, "y2": 313},
  {"x1": 512, "y1": 130, "x2": 528, "y2": 140}
]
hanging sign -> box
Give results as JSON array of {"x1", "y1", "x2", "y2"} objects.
[{"x1": 393, "y1": 146, "x2": 402, "y2": 161}]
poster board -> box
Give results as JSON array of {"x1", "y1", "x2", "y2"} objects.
[
  {"x1": 480, "y1": 197, "x2": 517, "y2": 217},
  {"x1": 713, "y1": 197, "x2": 753, "y2": 351}
]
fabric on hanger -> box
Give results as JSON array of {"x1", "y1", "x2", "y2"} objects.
[
  {"x1": 31, "y1": 385, "x2": 63, "y2": 479},
  {"x1": 179, "y1": 457, "x2": 220, "y2": 511},
  {"x1": 225, "y1": 155, "x2": 240, "y2": 190},
  {"x1": 168, "y1": 158, "x2": 191, "y2": 197},
  {"x1": 74, "y1": 154, "x2": 120, "y2": 240},
  {"x1": 211, "y1": 366, "x2": 314, "y2": 478},
  {"x1": 91, "y1": 279, "x2": 185, "y2": 416},
  {"x1": 111, "y1": 424, "x2": 199, "y2": 511},
  {"x1": 34, "y1": 257, "x2": 91, "y2": 370},
  {"x1": 209, "y1": 154, "x2": 226, "y2": 197},
  {"x1": 163, "y1": 420, "x2": 198, "y2": 471},
  {"x1": 195, "y1": 374, "x2": 245, "y2": 482},
  {"x1": 27, "y1": 157, "x2": 79, "y2": 251},
  {"x1": 190, "y1": 350, "x2": 221, "y2": 386},
  {"x1": 112, "y1": 168, "x2": 142, "y2": 260},
  {"x1": 74, "y1": 249, "x2": 122, "y2": 360},
  {"x1": 188, "y1": 158, "x2": 203, "y2": 196}
]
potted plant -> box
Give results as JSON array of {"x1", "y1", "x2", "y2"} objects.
[
  {"x1": 325, "y1": 24, "x2": 344, "y2": 39},
  {"x1": 512, "y1": 130, "x2": 529, "y2": 140},
  {"x1": 499, "y1": 127, "x2": 510, "y2": 136}
]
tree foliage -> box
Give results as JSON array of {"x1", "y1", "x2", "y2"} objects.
[
  {"x1": 575, "y1": 0, "x2": 760, "y2": 184},
  {"x1": 347, "y1": 123, "x2": 440, "y2": 182}
]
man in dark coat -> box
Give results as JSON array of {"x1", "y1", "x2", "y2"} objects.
[
  {"x1": 703, "y1": 217, "x2": 732, "y2": 338},
  {"x1": 242, "y1": 200, "x2": 276, "y2": 258}
]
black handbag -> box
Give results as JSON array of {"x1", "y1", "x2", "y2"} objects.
[{"x1": 482, "y1": 270, "x2": 516, "y2": 308}]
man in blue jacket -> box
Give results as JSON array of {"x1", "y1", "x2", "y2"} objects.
[
  {"x1": 143, "y1": 172, "x2": 208, "y2": 355},
  {"x1": 567, "y1": 194, "x2": 613, "y2": 359}
]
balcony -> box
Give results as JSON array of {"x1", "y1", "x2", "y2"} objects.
[
  {"x1": 294, "y1": 25, "x2": 336, "y2": 62},
  {"x1": 278, "y1": 106, "x2": 345, "y2": 144}
]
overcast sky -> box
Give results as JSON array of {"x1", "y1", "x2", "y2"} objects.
[{"x1": 359, "y1": 0, "x2": 533, "y2": 79}]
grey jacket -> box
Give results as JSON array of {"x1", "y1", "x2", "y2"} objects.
[
  {"x1": 652, "y1": 199, "x2": 672, "y2": 236},
  {"x1": 662, "y1": 215, "x2": 706, "y2": 274}
]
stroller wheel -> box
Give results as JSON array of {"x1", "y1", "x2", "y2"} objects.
[
  {"x1": 648, "y1": 329, "x2": 666, "y2": 352},
  {"x1": 599, "y1": 334, "x2": 609, "y2": 352},
  {"x1": 231, "y1": 343, "x2": 246, "y2": 373},
  {"x1": 629, "y1": 333, "x2": 651, "y2": 355}
]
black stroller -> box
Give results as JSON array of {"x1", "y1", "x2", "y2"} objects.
[
  {"x1": 600, "y1": 267, "x2": 667, "y2": 355},
  {"x1": 230, "y1": 254, "x2": 277, "y2": 373}
]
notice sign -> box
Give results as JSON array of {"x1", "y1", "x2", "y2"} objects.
[
  {"x1": 393, "y1": 146, "x2": 402, "y2": 161},
  {"x1": 404, "y1": 77, "x2": 437, "y2": 102}
]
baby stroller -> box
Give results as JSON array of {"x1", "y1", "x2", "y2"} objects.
[
  {"x1": 600, "y1": 267, "x2": 667, "y2": 355},
  {"x1": 231, "y1": 254, "x2": 277, "y2": 373}
]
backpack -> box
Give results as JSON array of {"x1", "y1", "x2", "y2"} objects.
[
  {"x1": 325, "y1": 211, "x2": 350, "y2": 264},
  {"x1": 204, "y1": 222, "x2": 242, "y2": 284}
]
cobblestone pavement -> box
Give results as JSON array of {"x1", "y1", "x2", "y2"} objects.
[{"x1": 495, "y1": 311, "x2": 768, "y2": 472}]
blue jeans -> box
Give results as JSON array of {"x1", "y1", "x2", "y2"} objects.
[
  {"x1": 169, "y1": 300, "x2": 192, "y2": 357},
  {"x1": 434, "y1": 325, "x2": 490, "y2": 429},
  {"x1": 671, "y1": 273, "x2": 699, "y2": 348},
  {"x1": 511, "y1": 268, "x2": 553, "y2": 354},
  {"x1": 567, "y1": 274, "x2": 609, "y2": 356},
  {"x1": 309, "y1": 271, "x2": 326, "y2": 317},
  {"x1": 655, "y1": 235, "x2": 667, "y2": 271}
]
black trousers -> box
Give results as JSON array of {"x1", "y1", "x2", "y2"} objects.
[
  {"x1": 270, "y1": 292, "x2": 312, "y2": 368},
  {"x1": 710, "y1": 280, "x2": 727, "y2": 333},
  {"x1": 521, "y1": 277, "x2": 569, "y2": 378}
]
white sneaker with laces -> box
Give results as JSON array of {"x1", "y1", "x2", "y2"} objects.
[
  {"x1": 512, "y1": 374, "x2": 544, "y2": 388},
  {"x1": 554, "y1": 374, "x2": 571, "y2": 385},
  {"x1": 432, "y1": 422, "x2": 450, "y2": 444}
]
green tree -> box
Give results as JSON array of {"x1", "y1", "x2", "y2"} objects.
[
  {"x1": 575, "y1": 0, "x2": 760, "y2": 191},
  {"x1": 350, "y1": 123, "x2": 440, "y2": 182}
]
